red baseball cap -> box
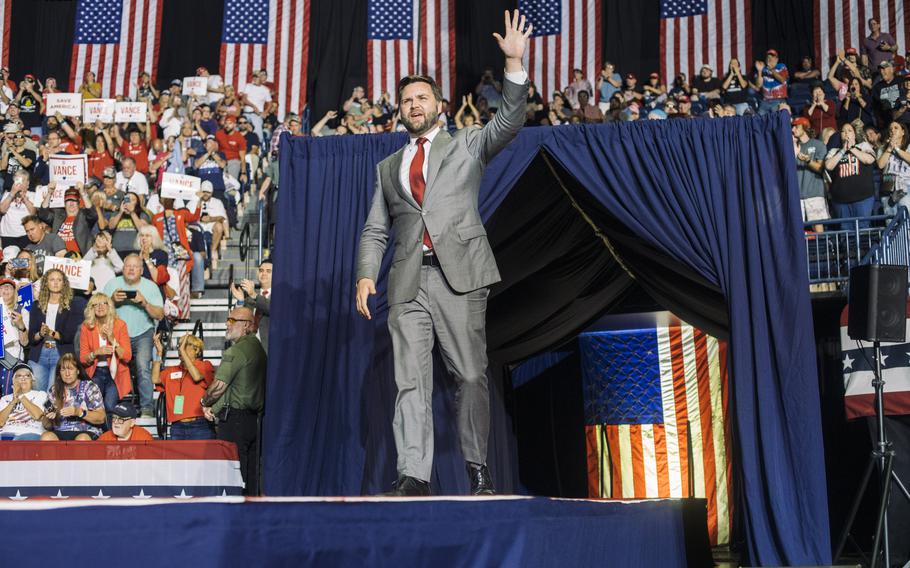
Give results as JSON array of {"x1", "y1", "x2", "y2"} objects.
[
  {"x1": 649, "y1": 72, "x2": 660, "y2": 79},
  {"x1": 626, "y1": 73, "x2": 637, "y2": 80},
  {"x1": 845, "y1": 47, "x2": 858, "y2": 56},
  {"x1": 766, "y1": 49, "x2": 779, "y2": 57},
  {"x1": 224, "y1": 116, "x2": 237, "y2": 124},
  {"x1": 792, "y1": 117, "x2": 811, "y2": 127}
]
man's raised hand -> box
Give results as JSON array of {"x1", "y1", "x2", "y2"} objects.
[{"x1": 492, "y1": 9, "x2": 533, "y2": 65}]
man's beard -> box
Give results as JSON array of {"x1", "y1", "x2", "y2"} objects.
[{"x1": 400, "y1": 108, "x2": 439, "y2": 136}]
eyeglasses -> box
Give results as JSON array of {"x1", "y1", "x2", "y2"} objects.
[
  {"x1": 111, "y1": 416, "x2": 133, "y2": 423},
  {"x1": 226, "y1": 317, "x2": 252, "y2": 324}
]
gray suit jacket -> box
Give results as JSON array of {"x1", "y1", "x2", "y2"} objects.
[{"x1": 356, "y1": 78, "x2": 528, "y2": 305}]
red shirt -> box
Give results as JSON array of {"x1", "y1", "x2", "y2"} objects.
[
  {"x1": 98, "y1": 427, "x2": 154, "y2": 441},
  {"x1": 214, "y1": 129, "x2": 247, "y2": 161},
  {"x1": 59, "y1": 134, "x2": 83, "y2": 155},
  {"x1": 119, "y1": 140, "x2": 150, "y2": 173},
  {"x1": 58, "y1": 215, "x2": 80, "y2": 254},
  {"x1": 88, "y1": 150, "x2": 114, "y2": 180},
  {"x1": 803, "y1": 99, "x2": 838, "y2": 135},
  {"x1": 159, "y1": 360, "x2": 215, "y2": 423}
]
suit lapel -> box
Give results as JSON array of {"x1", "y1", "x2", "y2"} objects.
[
  {"x1": 423, "y1": 130, "x2": 452, "y2": 205},
  {"x1": 387, "y1": 148, "x2": 419, "y2": 209}
]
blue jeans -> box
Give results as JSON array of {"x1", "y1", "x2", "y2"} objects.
[
  {"x1": 192, "y1": 251, "x2": 205, "y2": 292},
  {"x1": 32, "y1": 347, "x2": 60, "y2": 393},
  {"x1": 130, "y1": 328, "x2": 154, "y2": 412},
  {"x1": 831, "y1": 196, "x2": 876, "y2": 230},
  {"x1": 244, "y1": 112, "x2": 264, "y2": 148},
  {"x1": 170, "y1": 418, "x2": 215, "y2": 440},
  {"x1": 0, "y1": 432, "x2": 41, "y2": 440},
  {"x1": 757, "y1": 98, "x2": 783, "y2": 115},
  {"x1": 91, "y1": 366, "x2": 120, "y2": 414}
]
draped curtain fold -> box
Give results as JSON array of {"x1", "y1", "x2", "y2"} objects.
[{"x1": 268, "y1": 114, "x2": 831, "y2": 566}]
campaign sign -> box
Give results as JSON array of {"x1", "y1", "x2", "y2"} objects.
[
  {"x1": 43, "y1": 257, "x2": 91, "y2": 290},
  {"x1": 83, "y1": 98, "x2": 116, "y2": 123},
  {"x1": 46, "y1": 93, "x2": 83, "y2": 117},
  {"x1": 160, "y1": 172, "x2": 201, "y2": 200},
  {"x1": 49, "y1": 154, "x2": 88, "y2": 188},
  {"x1": 115, "y1": 101, "x2": 148, "y2": 123},
  {"x1": 35, "y1": 184, "x2": 67, "y2": 208},
  {"x1": 16, "y1": 284, "x2": 32, "y2": 312},
  {"x1": 183, "y1": 77, "x2": 207, "y2": 97}
]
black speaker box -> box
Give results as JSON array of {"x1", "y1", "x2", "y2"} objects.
[{"x1": 848, "y1": 264, "x2": 908, "y2": 343}]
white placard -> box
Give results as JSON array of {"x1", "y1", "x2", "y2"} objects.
[
  {"x1": 182, "y1": 77, "x2": 207, "y2": 97},
  {"x1": 49, "y1": 154, "x2": 87, "y2": 188},
  {"x1": 35, "y1": 184, "x2": 67, "y2": 208},
  {"x1": 43, "y1": 257, "x2": 91, "y2": 290},
  {"x1": 46, "y1": 93, "x2": 83, "y2": 117},
  {"x1": 82, "y1": 98, "x2": 116, "y2": 123},
  {"x1": 160, "y1": 172, "x2": 201, "y2": 200},
  {"x1": 115, "y1": 101, "x2": 148, "y2": 123}
]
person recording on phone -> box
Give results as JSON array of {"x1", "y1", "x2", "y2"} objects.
[{"x1": 103, "y1": 254, "x2": 164, "y2": 418}]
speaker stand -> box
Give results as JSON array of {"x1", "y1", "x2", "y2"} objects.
[{"x1": 834, "y1": 341, "x2": 910, "y2": 568}]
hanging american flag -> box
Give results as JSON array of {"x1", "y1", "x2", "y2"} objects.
[
  {"x1": 0, "y1": 1, "x2": 10, "y2": 70},
  {"x1": 815, "y1": 0, "x2": 907, "y2": 74},
  {"x1": 519, "y1": 0, "x2": 601, "y2": 103},
  {"x1": 367, "y1": 0, "x2": 456, "y2": 104},
  {"x1": 840, "y1": 304, "x2": 910, "y2": 419},
  {"x1": 220, "y1": 0, "x2": 311, "y2": 120},
  {"x1": 581, "y1": 323, "x2": 732, "y2": 546},
  {"x1": 660, "y1": 0, "x2": 751, "y2": 88},
  {"x1": 69, "y1": 0, "x2": 164, "y2": 98}
]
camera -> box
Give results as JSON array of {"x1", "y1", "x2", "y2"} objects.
[{"x1": 122, "y1": 290, "x2": 138, "y2": 300}]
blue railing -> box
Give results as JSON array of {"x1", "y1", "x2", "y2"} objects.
[
  {"x1": 861, "y1": 206, "x2": 910, "y2": 268},
  {"x1": 805, "y1": 215, "x2": 891, "y2": 286}
]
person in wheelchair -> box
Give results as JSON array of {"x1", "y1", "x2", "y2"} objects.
[{"x1": 151, "y1": 332, "x2": 214, "y2": 440}]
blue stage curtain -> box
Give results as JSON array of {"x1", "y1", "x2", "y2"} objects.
[{"x1": 267, "y1": 114, "x2": 831, "y2": 565}]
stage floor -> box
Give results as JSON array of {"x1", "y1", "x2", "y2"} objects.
[{"x1": 0, "y1": 496, "x2": 710, "y2": 567}]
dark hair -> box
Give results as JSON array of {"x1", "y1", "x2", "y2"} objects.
[
  {"x1": 259, "y1": 259, "x2": 273, "y2": 268},
  {"x1": 577, "y1": 90, "x2": 590, "y2": 98},
  {"x1": 51, "y1": 353, "x2": 84, "y2": 412},
  {"x1": 397, "y1": 75, "x2": 443, "y2": 104},
  {"x1": 20, "y1": 214, "x2": 40, "y2": 227}
]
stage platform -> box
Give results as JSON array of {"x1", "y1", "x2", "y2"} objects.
[{"x1": 0, "y1": 495, "x2": 710, "y2": 567}]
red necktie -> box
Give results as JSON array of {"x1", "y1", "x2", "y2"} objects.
[{"x1": 409, "y1": 137, "x2": 433, "y2": 249}]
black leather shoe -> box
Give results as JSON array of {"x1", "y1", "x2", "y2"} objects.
[
  {"x1": 467, "y1": 463, "x2": 495, "y2": 495},
  {"x1": 381, "y1": 475, "x2": 431, "y2": 497}
]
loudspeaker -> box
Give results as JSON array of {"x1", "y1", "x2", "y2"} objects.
[{"x1": 848, "y1": 264, "x2": 908, "y2": 342}]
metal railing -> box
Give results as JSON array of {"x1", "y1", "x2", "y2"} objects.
[
  {"x1": 805, "y1": 215, "x2": 892, "y2": 286},
  {"x1": 862, "y1": 206, "x2": 910, "y2": 268}
]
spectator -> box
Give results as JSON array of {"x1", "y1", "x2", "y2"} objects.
[
  {"x1": 642, "y1": 73, "x2": 667, "y2": 106},
  {"x1": 15, "y1": 75, "x2": 43, "y2": 136},
  {"x1": 793, "y1": 55, "x2": 821, "y2": 83},
  {"x1": 152, "y1": 333, "x2": 215, "y2": 440},
  {"x1": 114, "y1": 129, "x2": 151, "y2": 177},
  {"x1": 136, "y1": 71, "x2": 160, "y2": 101},
  {"x1": 197, "y1": 67, "x2": 225, "y2": 106},
  {"x1": 0, "y1": 68, "x2": 14, "y2": 115},
  {"x1": 668, "y1": 73, "x2": 692, "y2": 99},
  {"x1": 475, "y1": 67, "x2": 503, "y2": 110},
  {"x1": 342, "y1": 86, "x2": 366, "y2": 115},
  {"x1": 872, "y1": 60, "x2": 900, "y2": 126},
  {"x1": 596, "y1": 62, "x2": 622, "y2": 112},
  {"x1": 792, "y1": 117, "x2": 830, "y2": 232},
  {"x1": 80, "y1": 292, "x2": 131, "y2": 416},
  {"x1": 104, "y1": 254, "x2": 164, "y2": 417},
  {"x1": 692, "y1": 65, "x2": 722, "y2": 101},
  {"x1": 82, "y1": 231, "x2": 123, "y2": 292},
  {"x1": 230, "y1": 259, "x2": 272, "y2": 353},
  {"x1": 549, "y1": 92, "x2": 572, "y2": 123},
  {"x1": 115, "y1": 156, "x2": 150, "y2": 198},
  {"x1": 862, "y1": 18, "x2": 898, "y2": 72},
  {"x1": 837, "y1": 77, "x2": 874, "y2": 126},
  {"x1": 673, "y1": 96, "x2": 693, "y2": 119},
  {"x1": 200, "y1": 306, "x2": 267, "y2": 495},
  {"x1": 109, "y1": 192, "x2": 149, "y2": 256},
  {"x1": 237, "y1": 116, "x2": 261, "y2": 179},
  {"x1": 0, "y1": 125, "x2": 35, "y2": 192},
  {"x1": 197, "y1": 104, "x2": 219, "y2": 136},
  {"x1": 564, "y1": 68, "x2": 594, "y2": 109},
  {"x1": 76, "y1": 71, "x2": 102, "y2": 99},
  {"x1": 38, "y1": 185, "x2": 97, "y2": 256},
  {"x1": 240, "y1": 73, "x2": 271, "y2": 144},
  {"x1": 876, "y1": 121, "x2": 910, "y2": 215},
  {"x1": 42, "y1": 353, "x2": 105, "y2": 440},
  {"x1": 0, "y1": 169, "x2": 38, "y2": 249},
  {"x1": 10, "y1": 249, "x2": 38, "y2": 286},
  {"x1": 86, "y1": 129, "x2": 115, "y2": 181},
  {"x1": 803, "y1": 83, "x2": 838, "y2": 134},
  {"x1": 892, "y1": 74, "x2": 910, "y2": 127},
  {"x1": 0, "y1": 278, "x2": 27, "y2": 395},
  {"x1": 215, "y1": 117, "x2": 247, "y2": 184},
  {"x1": 622, "y1": 74, "x2": 643, "y2": 102},
  {"x1": 0, "y1": 363, "x2": 50, "y2": 440},
  {"x1": 26, "y1": 268, "x2": 85, "y2": 392},
  {"x1": 98, "y1": 166, "x2": 124, "y2": 216},
  {"x1": 198, "y1": 181, "x2": 227, "y2": 270},
  {"x1": 96, "y1": 401, "x2": 153, "y2": 441},
  {"x1": 194, "y1": 135, "x2": 236, "y2": 228},
  {"x1": 824, "y1": 122, "x2": 877, "y2": 225},
  {"x1": 753, "y1": 49, "x2": 789, "y2": 114},
  {"x1": 217, "y1": 85, "x2": 243, "y2": 119},
  {"x1": 134, "y1": 224, "x2": 170, "y2": 289},
  {"x1": 525, "y1": 84, "x2": 545, "y2": 125},
  {"x1": 572, "y1": 90, "x2": 603, "y2": 123},
  {"x1": 22, "y1": 213, "x2": 66, "y2": 265}
]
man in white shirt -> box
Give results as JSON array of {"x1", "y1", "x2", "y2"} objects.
[
  {"x1": 114, "y1": 157, "x2": 149, "y2": 197},
  {"x1": 0, "y1": 170, "x2": 38, "y2": 249},
  {"x1": 240, "y1": 73, "x2": 271, "y2": 145},
  {"x1": 199, "y1": 67, "x2": 225, "y2": 106},
  {"x1": 198, "y1": 181, "x2": 227, "y2": 265}
]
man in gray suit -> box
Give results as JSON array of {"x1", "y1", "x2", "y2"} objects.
[{"x1": 356, "y1": 10, "x2": 532, "y2": 496}]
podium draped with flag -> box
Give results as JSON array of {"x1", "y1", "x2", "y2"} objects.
[{"x1": 581, "y1": 322, "x2": 732, "y2": 546}]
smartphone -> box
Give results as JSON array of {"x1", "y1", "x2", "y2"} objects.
[
  {"x1": 8, "y1": 258, "x2": 28, "y2": 269},
  {"x1": 123, "y1": 290, "x2": 138, "y2": 299}
]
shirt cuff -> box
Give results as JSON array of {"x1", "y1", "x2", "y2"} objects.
[{"x1": 504, "y1": 69, "x2": 528, "y2": 85}]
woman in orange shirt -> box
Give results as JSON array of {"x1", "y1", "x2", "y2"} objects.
[{"x1": 80, "y1": 292, "x2": 132, "y2": 416}]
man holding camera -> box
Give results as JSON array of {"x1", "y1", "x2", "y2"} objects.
[
  {"x1": 104, "y1": 255, "x2": 164, "y2": 418},
  {"x1": 201, "y1": 306, "x2": 266, "y2": 496}
]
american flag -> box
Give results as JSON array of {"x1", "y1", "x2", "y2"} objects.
[
  {"x1": 840, "y1": 304, "x2": 910, "y2": 419},
  {"x1": 220, "y1": 0, "x2": 311, "y2": 120},
  {"x1": 581, "y1": 324, "x2": 733, "y2": 546},
  {"x1": 69, "y1": 0, "x2": 164, "y2": 98},
  {"x1": 520, "y1": 0, "x2": 601, "y2": 103},
  {"x1": 659, "y1": 0, "x2": 751, "y2": 88},
  {"x1": 0, "y1": 1, "x2": 10, "y2": 70},
  {"x1": 367, "y1": 0, "x2": 456, "y2": 104},
  {"x1": 815, "y1": 0, "x2": 907, "y2": 74}
]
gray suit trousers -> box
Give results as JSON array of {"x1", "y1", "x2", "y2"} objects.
[{"x1": 387, "y1": 264, "x2": 490, "y2": 482}]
